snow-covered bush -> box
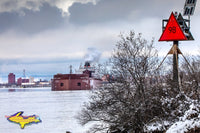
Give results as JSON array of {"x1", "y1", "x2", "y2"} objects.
[
  {"x1": 166, "y1": 99, "x2": 200, "y2": 133},
  {"x1": 145, "y1": 93, "x2": 200, "y2": 133}
]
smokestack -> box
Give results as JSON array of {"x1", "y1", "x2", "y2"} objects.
[{"x1": 84, "y1": 61, "x2": 90, "y2": 68}]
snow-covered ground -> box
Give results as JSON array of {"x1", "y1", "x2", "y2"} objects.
[
  {"x1": 166, "y1": 103, "x2": 200, "y2": 133},
  {"x1": 145, "y1": 95, "x2": 200, "y2": 133},
  {"x1": 0, "y1": 88, "x2": 90, "y2": 133}
]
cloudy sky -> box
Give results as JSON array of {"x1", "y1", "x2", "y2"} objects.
[{"x1": 0, "y1": 0, "x2": 200, "y2": 81}]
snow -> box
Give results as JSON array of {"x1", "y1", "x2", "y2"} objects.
[
  {"x1": 145, "y1": 94, "x2": 200, "y2": 133},
  {"x1": 144, "y1": 120, "x2": 170, "y2": 132},
  {"x1": 166, "y1": 103, "x2": 200, "y2": 133}
]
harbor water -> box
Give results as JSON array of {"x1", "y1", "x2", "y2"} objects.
[{"x1": 0, "y1": 87, "x2": 90, "y2": 133}]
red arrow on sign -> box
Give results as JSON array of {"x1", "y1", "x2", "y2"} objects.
[{"x1": 159, "y1": 12, "x2": 187, "y2": 41}]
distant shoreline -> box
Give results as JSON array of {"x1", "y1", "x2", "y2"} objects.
[{"x1": 0, "y1": 87, "x2": 51, "y2": 92}]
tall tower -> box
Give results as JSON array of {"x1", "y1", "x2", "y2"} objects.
[
  {"x1": 23, "y1": 69, "x2": 26, "y2": 79},
  {"x1": 8, "y1": 73, "x2": 15, "y2": 85}
]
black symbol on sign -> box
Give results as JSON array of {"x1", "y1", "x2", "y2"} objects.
[{"x1": 168, "y1": 26, "x2": 176, "y2": 33}]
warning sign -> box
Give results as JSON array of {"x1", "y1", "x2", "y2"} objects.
[{"x1": 159, "y1": 12, "x2": 187, "y2": 41}]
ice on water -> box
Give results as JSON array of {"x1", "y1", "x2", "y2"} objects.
[{"x1": 0, "y1": 88, "x2": 90, "y2": 133}]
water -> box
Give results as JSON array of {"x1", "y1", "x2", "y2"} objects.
[{"x1": 0, "y1": 87, "x2": 90, "y2": 133}]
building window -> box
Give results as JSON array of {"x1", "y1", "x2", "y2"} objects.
[
  {"x1": 60, "y1": 83, "x2": 64, "y2": 87},
  {"x1": 77, "y1": 82, "x2": 81, "y2": 86}
]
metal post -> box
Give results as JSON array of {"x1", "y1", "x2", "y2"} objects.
[
  {"x1": 173, "y1": 41, "x2": 179, "y2": 89},
  {"x1": 70, "y1": 65, "x2": 72, "y2": 74}
]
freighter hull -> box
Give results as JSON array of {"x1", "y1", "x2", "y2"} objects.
[{"x1": 52, "y1": 74, "x2": 91, "y2": 91}]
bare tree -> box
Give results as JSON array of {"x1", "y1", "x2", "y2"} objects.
[
  {"x1": 180, "y1": 56, "x2": 200, "y2": 100},
  {"x1": 77, "y1": 31, "x2": 188, "y2": 133}
]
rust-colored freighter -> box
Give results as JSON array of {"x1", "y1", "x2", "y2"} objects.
[{"x1": 52, "y1": 62, "x2": 102, "y2": 91}]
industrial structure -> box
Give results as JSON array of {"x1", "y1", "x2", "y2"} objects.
[
  {"x1": 8, "y1": 73, "x2": 16, "y2": 85},
  {"x1": 52, "y1": 61, "x2": 102, "y2": 91},
  {"x1": 17, "y1": 78, "x2": 29, "y2": 86},
  {"x1": 0, "y1": 72, "x2": 51, "y2": 88}
]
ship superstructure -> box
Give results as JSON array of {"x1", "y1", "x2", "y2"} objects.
[{"x1": 52, "y1": 61, "x2": 102, "y2": 91}]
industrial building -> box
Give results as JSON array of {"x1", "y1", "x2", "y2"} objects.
[
  {"x1": 8, "y1": 73, "x2": 16, "y2": 85},
  {"x1": 17, "y1": 78, "x2": 29, "y2": 86}
]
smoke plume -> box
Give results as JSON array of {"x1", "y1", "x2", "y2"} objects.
[{"x1": 84, "y1": 48, "x2": 101, "y2": 62}]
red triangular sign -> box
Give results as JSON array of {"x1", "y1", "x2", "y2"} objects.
[{"x1": 159, "y1": 12, "x2": 187, "y2": 41}]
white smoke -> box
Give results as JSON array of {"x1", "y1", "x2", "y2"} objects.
[
  {"x1": 0, "y1": 0, "x2": 98, "y2": 16},
  {"x1": 84, "y1": 47, "x2": 101, "y2": 63}
]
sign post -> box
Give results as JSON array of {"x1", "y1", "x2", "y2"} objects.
[
  {"x1": 173, "y1": 41, "x2": 179, "y2": 89},
  {"x1": 159, "y1": 12, "x2": 193, "y2": 89}
]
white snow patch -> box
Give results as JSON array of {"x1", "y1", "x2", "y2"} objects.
[
  {"x1": 145, "y1": 121, "x2": 170, "y2": 132},
  {"x1": 166, "y1": 103, "x2": 200, "y2": 133}
]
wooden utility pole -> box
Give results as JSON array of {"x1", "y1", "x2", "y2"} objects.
[{"x1": 172, "y1": 41, "x2": 179, "y2": 89}]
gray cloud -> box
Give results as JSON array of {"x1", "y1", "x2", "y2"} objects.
[
  {"x1": 0, "y1": 0, "x2": 98, "y2": 16},
  {"x1": 69, "y1": 0, "x2": 184, "y2": 25},
  {"x1": 0, "y1": 0, "x2": 100, "y2": 34},
  {"x1": 0, "y1": 0, "x2": 190, "y2": 34},
  {"x1": 0, "y1": 4, "x2": 65, "y2": 34}
]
